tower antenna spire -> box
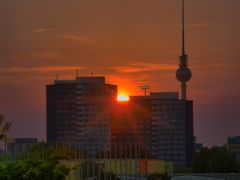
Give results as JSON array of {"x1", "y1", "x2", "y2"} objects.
[
  {"x1": 182, "y1": 0, "x2": 185, "y2": 55},
  {"x1": 176, "y1": 0, "x2": 192, "y2": 100}
]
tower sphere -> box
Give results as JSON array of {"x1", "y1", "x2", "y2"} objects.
[{"x1": 176, "y1": 67, "x2": 192, "y2": 82}]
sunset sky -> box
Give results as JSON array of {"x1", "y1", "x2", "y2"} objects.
[{"x1": 0, "y1": 0, "x2": 240, "y2": 146}]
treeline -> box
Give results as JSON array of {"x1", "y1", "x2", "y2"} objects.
[{"x1": 193, "y1": 146, "x2": 239, "y2": 173}]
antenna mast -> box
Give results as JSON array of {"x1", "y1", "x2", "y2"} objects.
[
  {"x1": 182, "y1": 0, "x2": 185, "y2": 55},
  {"x1": 76, "y1": 69, "x2": 79, "y2": 79},
  {"x1": 140, "y1": 85, "x2": 150, "y2": 96}
]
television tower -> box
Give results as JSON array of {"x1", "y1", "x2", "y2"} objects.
[{"x1": 176, "y1": 0, "x2": 192, "y2": 100}]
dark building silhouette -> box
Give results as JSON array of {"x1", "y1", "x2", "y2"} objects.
[
  {"x1": 47, "y1": 77, "x2": 194, "y2": 166},
  {"x1": 46, "y1": 76, "x2": 117, "y2": 152},
  {"x1": 111, "y1": 92, "x2": 194, "y2": 167},
  {"x1": 227, "y1": 136, "x2": 240, "y2": 161},
  {"x1": 7, "y1": 138, "x2": 38, "y2": 156},
  {"x1": 194, "y1": 136, "x2": 203, "y2": 153}
]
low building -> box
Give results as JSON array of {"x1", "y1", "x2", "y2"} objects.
[
  {"x1": 194, "y1": 137, "x2": 203, "y2": 153},
  {"x1": 227, "y1": 136, "x2": 240, "y2": 161},
  {"x1": 7, "y1": 138, "x2": 38, "y2": 156},
  {"x1": 105, "y1": 159, "x2": 173, "y2": 176},
  {"x1": 66, "y1": 158, "x2": 173, "y2": 178}
]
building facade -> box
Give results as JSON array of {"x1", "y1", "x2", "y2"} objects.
[
  {"x1": 111, "y1": 97, "x2": 152, "y2": 149},
  {"x1": 47, "y1": 77, "x2": 117, "y2": 152},
  {"x1": 47, "y1": 77, "x2": 194, "y2": 166},
  {"x1": 150, "y1": 92, "x2": 194, "y2": 167},
  {"x1": 111, "y1": 92, "x2": 194, "y2": 167}
]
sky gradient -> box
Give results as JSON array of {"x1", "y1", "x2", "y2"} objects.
[{"x1": 0, "y1": 0, "x2": 240, "y2": 146}]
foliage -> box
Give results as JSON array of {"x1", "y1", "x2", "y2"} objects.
[
  {"x1": 27, "y1": 143, "x2": 75, "y2": 160},
  {"x1": 208, "y1": 147, "x2": 239, "y2": 173},
  {"x1": 0, "y1": 143, "x2": 74, "y2": 179},
  {"x1": 193, "y1": 146, "x2": 240, "y2": 173},
  {"x1": 15, "y1": 143, "x2": 121, "y2": 179},
  {"x1": 173, "y1": 166, "x2": 193, "y2": 173},
  {"x1": 0, "y1": 114, "x2": 11, "y2": 140},
  {"x1": 0, "y1": 159, "x2": 70, "y2": 180},
  {"x1": 147, "y1": 173, "x2": 171, "y2": 180}
]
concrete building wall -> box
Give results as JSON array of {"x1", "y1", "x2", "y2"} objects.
[
  {"x1": 112, "y1": 92, "x2": 194, "y2": 167},
  {"x1": 46, "y1": 77, "x2": 117, "y2": 153}
]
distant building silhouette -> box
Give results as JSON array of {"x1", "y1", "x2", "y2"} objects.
[
  {"x1": 194, "y1": 136, "x2": 203, "y2": 153},
  {"x1": 227, "y1": 136, "x2": 240, "y2": 161},
  {"x1": 7, "y1": 138, "x2": 38, "y2": 156}
]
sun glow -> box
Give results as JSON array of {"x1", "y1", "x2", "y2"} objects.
[{"x1": 117, "y1": 95, "x2": 130, "y2": 102}]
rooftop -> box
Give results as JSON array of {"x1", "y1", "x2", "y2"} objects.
[{"x1": 54, "y1": 76, "x2": 106, "y2": 84}]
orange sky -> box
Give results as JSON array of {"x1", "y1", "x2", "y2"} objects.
[{"x1": 0, "y1": 0, "x2": 240, "y2": 146}]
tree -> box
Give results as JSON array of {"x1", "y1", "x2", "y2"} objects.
[
  {"x1": 0, "y1": 114, "x2": 11, "y2": 153},
  {"x1": 173, "y1": 166, "x2": 193, "y2": 173},
  {"x1": 193, "y1": 147, "x2": 211, "y2": 173},
  {"x1": 209, "y1": 147, "x2": 239, "y2": 173},
  {"x1": 0, "y1": 114, "x2": 11, "y2": 140},
  {"x1": 193, "y1": 146, "x2": 240, "y2": 173},
  {"x1": 0, "y1": 143, "x2": 73, "y2": 179},
  {"x1": 0, "y1": 159, "x2": 70, "y2": 180},
  {"x1": 27, "y1": 143, "x2": 75, "y2": 160}
]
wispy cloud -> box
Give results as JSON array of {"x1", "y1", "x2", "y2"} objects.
[
  {"x1": 32, "y1": 28, "x2": 48, "y2": 33},
  {"x1": 9, "y1": 50, "x2": 62, "y2": 60},
  {"x1": 193, "y1": 62, "x2": 240, "y2": 70},
  {"x1": 111, "y1": 62, "x2": 176, "y2": 73},
  {"x1": 173, "y1": 22, "x2": 215, "y2": 28},
  {"x1": 190, "y1": 22, "x2": 215, "y2": 28},
  {"x1": 63, "y1": 34, "x2": 96, "y2": 43},
  {"x1": 30, "y1": 50, "x2": 62, "y2": 59},
  {"x1": 0, "y1": 66, "x2": 85, "y2": 74}
]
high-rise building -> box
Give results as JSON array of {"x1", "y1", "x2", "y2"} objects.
[
  {"x1": 111, "y1": 92, "x2": 194, "y2": 167},
  {"x1": 46, "y1": 76, "x2": 117, "y2": 152}
]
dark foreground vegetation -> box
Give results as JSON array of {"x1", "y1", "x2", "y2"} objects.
[{"x1": 193, "y1": 146, "x2": 239, "y2": 173}]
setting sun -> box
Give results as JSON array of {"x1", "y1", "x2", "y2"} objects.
[{"x1": 117, "y1": 95, "x2": 130, "y2": 102}]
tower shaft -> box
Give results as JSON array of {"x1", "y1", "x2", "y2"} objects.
[{"x1": 181, "y1": 81, "x2": 187, "y2": 100}]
